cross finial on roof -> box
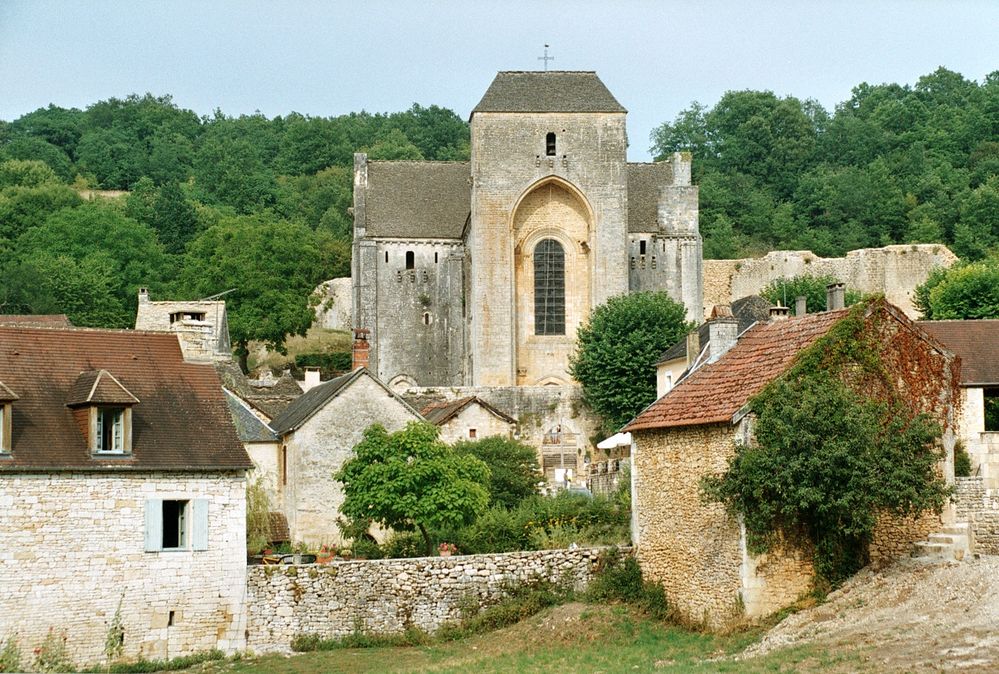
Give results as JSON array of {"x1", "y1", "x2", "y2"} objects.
[{"x1": 538, "y1": 44, "x2": 554, "y2": 71}]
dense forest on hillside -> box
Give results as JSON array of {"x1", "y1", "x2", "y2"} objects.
[{"x1": 0, "y1": 66, "x2": 996, "y2": 351}]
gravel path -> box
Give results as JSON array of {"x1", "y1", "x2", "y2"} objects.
[{"x1": 744, "y1": 557, "x2": 999, "y2": 672}]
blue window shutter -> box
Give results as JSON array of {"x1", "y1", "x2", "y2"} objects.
[
  {"x1": 192, "y1": 499, "x2": 209, "y2": 551},
  {"x1": 145, "y1": 499, "x2": 162, "y2": 552}
]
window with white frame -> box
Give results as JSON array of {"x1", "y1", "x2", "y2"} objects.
[
  {"x1": 96, "y1": 407, "x2": 126, "y2": 453},
  {"x1": 0, "y1": 404, "x2": 8, "y2": 453},
  {"x1": 145, "y1": 498, "x2": 209, "y2": 552}
]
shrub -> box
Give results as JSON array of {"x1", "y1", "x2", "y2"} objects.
[
  {"x1": 955, "y1": 442, "x2": 973, "y2": 478},
  {"x1": 246, "y1": 477, "x2": 272, "y2": 554},
  {"x1": 0, "y1": 634, "x2": 21, "y2": 672},
  {"x1": 32, "y1": 628, "x2": 72, "y2": 673},
  {"x1": 453, "y1": 436, "x2": 542, "y2": 509},
  {"x1": 585, "y1": 552, "x2": 670, "y2": 621}
]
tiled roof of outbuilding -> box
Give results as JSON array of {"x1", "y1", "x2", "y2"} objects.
[
  {"x1": 224, "y1": 390, "x2": 277, "y2": 442},
  {"x1": 626, "y1": 309, "x2": 849, "y2": 432},
  {"x1": 917, "y1": 320, "x2": 999, "y2": 385},
  {"x1": 0, "y1": 314, "x2": 72, "y2": 327},
  {"x1": 472, "y1": 72, "x2": 626, "y2": 114},
  {"x1": 0, "y1": 326, "x2": 252, "y2": 471},
  {"x1": 421, "y1": 396, "x2": 516, "y2": 426},
  {"x1": 364, "y1": 161, "x2": 470, "y2": 239},
  {"x1": 658, "y1": 296, "x2": 773, "y2": 364}
]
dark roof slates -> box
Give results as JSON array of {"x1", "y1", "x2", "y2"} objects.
[
  {"x1": 365, "y1": 161, "x2": 470, "y2": 239},
  {"x1": 472, "y1": 72, "x2": 626, "y2": 114}
]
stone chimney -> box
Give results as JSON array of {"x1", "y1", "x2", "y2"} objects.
[
  {"x1": 826, "y1": 282, "x2": 846, "y2": 311},
  {"x1": 138, "y1": 287, "x2": 149, "y2": 304},
  {"x1": 352, "y1": 328, "x2": 370, "y2": 371},
  {"x1": 684, "y1": 331, "x2": 700, "y2": 369},
  {"x1": 707, "y1": 305, "x2": 738, "y2": 362},
  {"x1": 795, "y1": 295, "x2": 807, "y2": 317},
  {"x1": 302, "y1": 367, "x2": 321, "y2": 391},
  {"x1": 769, "y1": 305, "x2": 790, "y2": 322}
]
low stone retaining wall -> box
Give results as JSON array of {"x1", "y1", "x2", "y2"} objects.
[
  {"x1": 246, "y1": 546, "x2": 626, "y2": 652},
  {"x1": 957, "y1": 477, "x2": 999, "y2": 555}
]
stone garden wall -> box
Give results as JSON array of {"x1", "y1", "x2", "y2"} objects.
[{"x1": 246, "y1": 546, "x2": 625, "y2": 653}]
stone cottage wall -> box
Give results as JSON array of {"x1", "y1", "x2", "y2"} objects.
[
  {"x1": 246, "y1": 547, "x2": 623, "y2": 652},
  {"x1": 0, "y1": 472, "x2": 247, "y2": 667},
  {"x1": 956, "y1": 477, "x2": 999, "y2": 555}
]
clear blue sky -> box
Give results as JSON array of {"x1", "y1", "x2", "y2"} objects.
[{"x1": 1, "y1": 1, "x2": 997, "y2": 160}]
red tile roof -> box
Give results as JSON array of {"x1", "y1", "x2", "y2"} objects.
[
  {"x1": 420, "y1": 396, "x2": 516, "y2": 426},
  {"x1": 0, "y1": 326, "x2": 252, "y2": 471},
  {"x1": 66, "y1": 369, "x2": 140, "y2": 406},
  {"x1": 0, "y1": 314, "x2": 72, "y2": 327},
  {"x1": 625, "y1": 309, "x2": 849, "y2": 432},
  {"x1": 916, "y1": 320, "x2": 999, "y2": 386}
]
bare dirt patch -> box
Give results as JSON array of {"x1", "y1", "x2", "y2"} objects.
[{"x1": 744, "y1": 557, "x2": 999, "y2": 672}]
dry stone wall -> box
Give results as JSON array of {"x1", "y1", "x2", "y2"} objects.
[
  {"x1": 956, "y1": 477, "x2": 999, "y2": 555},
  {"x1": 703, "y1": 245, "x2": 956, "y2": 319},
  {"x1": 246, "y1": 547, "x2": 624, "y2": 652}
]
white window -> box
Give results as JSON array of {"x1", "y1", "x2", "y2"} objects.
[
  {"x1": 96, "y1": 407, "x2": 125, "y2": 453},
  {"x1": 145, "y1": 499, "x2": 209, "y2": 552}
]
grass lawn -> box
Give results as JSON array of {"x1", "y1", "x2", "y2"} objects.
[{"x1": 190, "y1": 604, "x2": 863, "y2": 674}]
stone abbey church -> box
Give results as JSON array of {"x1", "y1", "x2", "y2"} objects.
[{"x1": 352, "y1": 71, "x2": 701, "y2": 389}]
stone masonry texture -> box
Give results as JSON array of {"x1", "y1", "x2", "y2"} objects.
[{"x1": 246, "y1": 546, "x2": 624, "y2": 653}]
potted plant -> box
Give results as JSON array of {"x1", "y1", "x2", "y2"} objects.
[
  {"x1": 438, "y1": 542, "x2": 458, "y2": 558},
  {"x1": 316, "y1": 544, "x2": 336, "y2": 564}
]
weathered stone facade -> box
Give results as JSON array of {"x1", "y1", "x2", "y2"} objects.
[
  {"x1": 311, "y1": 278, "x2": 353, "y2": 331},
  {"x1": 352, "y1": 72, "x2": 702, "y2": 390},
  {"x1": 245, "y1": 546, "x2": 624, "y2": 652},
  {"x1": 632, "y1": 425, "x2": 813, "y2": 628},
  {"x1": 432, "y1": 401, "x2": 515, "y2": 445},
  {"x1": 702, "y1": 245, "x2": 956, "y2": 319},
  {"x1": 134, "y1": 289, "x2": 231, "y2": 362},
  {"x1": 0, "y1": 472, "x2": 247, "y2": 666},
  {"x1": 276, "y1": 372, "x2": 422, "y2": 546},
  {"x1": 956, "y1": 477, "x2": 999, "y2": 555}
]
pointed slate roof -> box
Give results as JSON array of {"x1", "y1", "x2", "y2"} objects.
[
  {"x1": 472, "y1": 72, "x2": 626, "y2": 114},
  {"x1": 66, "y1": 369, "x2": 140, "y2": 407},
  {"x1": 224, "y1": 389, "x2": 278, "y2": 442}
]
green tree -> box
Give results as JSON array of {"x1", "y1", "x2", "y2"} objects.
[
  {"x1": 570, "y1": 291, "x2": 694, "y2": 432},
  {"x1": 336, "y1": 422, "x2": 490, "y2": 555},
  {"x1": 915, "y1": 257, "x2": 999, "y2": 319},
  {"x1": 0, "y1": 183, "x2": 82, "y2": 240},
  {"x1": 453, "y1": 436, "x2": 542, "y2": 509},
  {"x1": 150, "y1": 182, "x2": 200, "y2": 254},
  {"x1": 0, "y1": 159, "x2": 60, "y2": 188},
  {"x1": 179, "y1": 214, "x2": 330, "y2": 368}
]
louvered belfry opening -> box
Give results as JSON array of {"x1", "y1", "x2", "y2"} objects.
[{"x1": 534, "y1": 239, "x2": 566, "y2": 335}]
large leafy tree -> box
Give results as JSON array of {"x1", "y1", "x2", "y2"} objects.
[
  {"x1": 336, "y1": 422, "x2": 490, "y2": 555},
  {"x1": 760, "y1": 274, "x2": 863, "y2": 313},
  {"x1": 914, "y1": 257, "x2": 999, "y2": 320},
  {"x1": 453, "y1": 436, "x2": 541, "y2": 509},
  {"x1": 179, "y1": 214, "x2": 334, "y2": 368},
  {"x1": 570, "y1": 291, "x2": 693, "y2": 432}
]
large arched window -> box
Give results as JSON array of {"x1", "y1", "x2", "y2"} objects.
[{"x1": 534, "y1": 239, "x2": 565, "y2": 335}]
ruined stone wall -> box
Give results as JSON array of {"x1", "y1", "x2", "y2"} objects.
[
  {"x1": 282, "y1": 375, "x2": 422, "y2": 546},
  {"x1": 312, "y1": 278, "x2": 352, "y2": 331},
  {"x1": 956, "y1": 477, "x2": 999, "y2": 555},
  {"x1": 703, "y1": 245, "x2": 957, "y2": 319},
  {"x1": 632, "y1": 424, "x2": 813, "y2": 628},
  {"x1": 246, "y1": 546, "x2": 624, "y2": 652},
  {"x1": 0, "y1": 472, "x2": 247, "y2": 666}
]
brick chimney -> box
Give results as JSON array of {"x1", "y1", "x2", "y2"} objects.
[
  {"x1": 795, "y1": 295, "x2": 807, "y2": 317},
  {"x1": 769, "y1": 305, "x2": 790, "y2": 322},
  {"x1": 707, "y1": 305, "x2": 738, "y2": 362},
  {"x1": 826, "y1": 282, "x2": 845, "y2": 311},
  {"x1": 352, "y1": 328, "x2": 370, "y2": 371}
]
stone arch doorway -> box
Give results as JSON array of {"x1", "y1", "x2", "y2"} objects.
[{"x1": 512, "y1": 179, "x2": 593, "y2": 385}]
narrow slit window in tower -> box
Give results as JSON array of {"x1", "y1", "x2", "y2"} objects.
[
  {"x1": 639, "y1": 240, "x2": 647, "y2": 255},
  {"x1": 384, "y1": 251, "x2": 388, "y2": 263},
  {"x1": 546, "y1": 132, "x2": 556, "y2": 156},
  {"x1": 534, "y1": 239, "x2": 565, "y2": 335},
  {"x1": 405, "y1": 251, "x2": 415, "y2": 270}
]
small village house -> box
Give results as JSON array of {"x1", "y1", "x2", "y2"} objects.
[
  {"x1": 626, "y1": 299, "x2": 959, "y2": 628},
  {"x1": 420, "y1": 396, "x2": 516, "y2": 444},
  {"x1": 0, "y1": 325, "x2": 253, "y2": 665}
]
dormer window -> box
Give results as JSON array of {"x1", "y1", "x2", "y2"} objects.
[
  {"x1": 170, "y1": 311, "x2": 206, "y2": 324},
  {"x1": 66, "y1": 369, "x2": 139, "y2": 456},
  {"x1": 0, "y1": 381, "x2": 16, "y2": 454},
  {"x1": 546, "y1": 132, "x2": 557, "y2": 156}
]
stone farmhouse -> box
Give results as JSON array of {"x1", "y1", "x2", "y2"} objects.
[
  {"x1": 0, "y1": 325, "x2": 252, "y2": 664},
  {"x1": 268, "y1": 367, "x2": 423, "y2": 546},
  {"x1": 625, "y1": 299, "x2": 959, "y2": 628},
  {"x1": 420, "y1": 396, "x2": 517, "y2": 444}
]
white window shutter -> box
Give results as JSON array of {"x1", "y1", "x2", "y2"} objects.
[
  {"x1": 145, "y1": 499, "x2": 162, "y2": 552},
  {"x1": 192, "y1": 499, "x2": 209, "y2": 551}
]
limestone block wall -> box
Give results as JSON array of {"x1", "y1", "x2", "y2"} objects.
[
  {"x1": 436, "y1": 404, "x2": 514, "y2": 445},
  {"x1": 958, "y1": 388, "x2": 999, "y2": 489},
  {"x1": 134, "y1": 298, "x2": 231, "y2": 362},
  {"x1": 702, "y1": 245, "x2": 957, "y2": 319},
  {"x1": 0, "y1": 472, "x2": 247, "y2": 666},
  {"x1": 281, "y1": 374, "x2": 422, "y2": 546},
  {"x1": 956, "y1": 477, "x2": 999, "y2": 555},
  {"x1": 632, "y1": 424, "x2": 813, "y2": 628},
  {"x1": 246, "y1": 546, "x2": 623, "y2": 652},
  {"x1": 311, "y1": 278, "x2": 353, "y2": 331}
]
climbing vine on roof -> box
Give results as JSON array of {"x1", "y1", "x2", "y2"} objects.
[{"x1": 702, "y1": 299, "x2": 953, "y2": 586}]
